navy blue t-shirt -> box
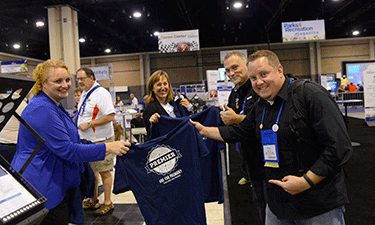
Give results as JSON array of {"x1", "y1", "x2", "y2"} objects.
[
  {"x1": 114, "y1": 118, "x2": 209, "y2": 225},
  {"x1": 150, "y1": 106, "x2": 225, "y2": 203}
]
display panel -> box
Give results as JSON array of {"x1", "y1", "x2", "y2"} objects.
[
  {"x1": 327, "y1": 81, "x2": 338, "y2": 92},
  {"x1": 0, "y1": 165, "x2": 37, "y2": 221},
  {"x1": 0, "y1": 156, "x2": 47, "y2": 225},
  {"x1": 341, "y1": 59, "x2": 375, "y2": 86},
  {"x1": 218, "y1": 68, "x2": 226, "y2": 81}
]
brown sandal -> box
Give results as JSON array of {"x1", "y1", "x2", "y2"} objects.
[
  {"x1": 93, "y1": 202, "x2": 114, "y2": 216},
  {"x1": 82, "y1": 199, "x2": 100, "y2": 209}
]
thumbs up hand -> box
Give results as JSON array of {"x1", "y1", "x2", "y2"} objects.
[{"x1": 220, "y1": 104, "x2": 239, "y2": 125}]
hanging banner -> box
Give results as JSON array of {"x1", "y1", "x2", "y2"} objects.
[
  {"x1": 1, "y1": 60, "x2": 28, "y2": 73},
  {"x1": 282, "y1": 20, "x2": 325, "y2": 43},
  {"x1": 89, "y1": 66, "x2": 110, "y2": 81},
  {"x1": 206, "y1": 70, "x2": 221, "y2": 94},
  {"x1": 158, "y1": 29, "x2": 200, "y2": 53}
]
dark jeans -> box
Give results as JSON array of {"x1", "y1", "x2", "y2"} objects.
[
  {"x1": 40, "y1": 190, "x2": 70, "y2": 225},
  {"x1": 252, "y1": 180, "x2": 267, "y2": 225},
  {"x1": 265, "y1": 205, "x2": 345, "y2": 225},
  {"x1": 237, "y1": 142, "x2": 251, "y2": 180},
  {"x1": 0, "y1": 143, "x2": 17, "y2": 163}
]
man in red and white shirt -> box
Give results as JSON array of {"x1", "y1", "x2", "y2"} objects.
[{"x1": 76, "y1": 67, "x2": 116, "y2": 216}]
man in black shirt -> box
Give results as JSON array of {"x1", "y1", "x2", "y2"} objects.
[
  {"x1": 191, "y1": 50, "x2": 352, "y2": 224},
  {"x1": 222, "y1": 51, "x2": 266, "y2": 224}
]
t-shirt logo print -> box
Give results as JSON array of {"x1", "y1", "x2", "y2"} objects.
[{"x1": 145, "y1": 145, "x2": 182, "y2": 175}]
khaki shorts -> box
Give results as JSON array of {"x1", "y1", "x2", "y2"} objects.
[{"x1": 90, "y1": 136, "x2": 115, "y2": 172}]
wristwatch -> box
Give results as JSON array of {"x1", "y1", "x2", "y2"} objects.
[{"x1": 88, "y1": 121, "x2": 92, "y2": 127}]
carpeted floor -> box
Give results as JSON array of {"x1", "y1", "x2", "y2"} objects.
[
  {"x1": 344, "y1": 117, "x2": 375, "y2": 224},
  {"x1": 227, "y1": 117, "x2": 375, "y2": 225}
]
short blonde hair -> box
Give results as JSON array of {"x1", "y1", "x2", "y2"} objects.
[
  {"x1": 248, "y1": 50, "x2": 281, "y2": 71},
  {"x1": 31, "y1": 59, "x2": 70, "y2": 95},
  {"x1": 147, "y1": 70, "x2": 174, "y2": 103}
]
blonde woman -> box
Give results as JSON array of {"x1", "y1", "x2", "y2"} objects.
[{"x1": 11, "y1": 59, "x2": 130, "y2": 224}]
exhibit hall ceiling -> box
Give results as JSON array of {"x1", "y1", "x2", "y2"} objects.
[{"x1": 1, "y1": 0, "x2": 374, "y2": 60}]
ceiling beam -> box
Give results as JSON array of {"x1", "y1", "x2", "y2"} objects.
[
  {"x1": 334, "y1": 1, "x2": 375, "y2": 28},
  {"x1": 48, "y1": 0, "x2": 139, "y2": 51},
  {"x1": 176, "y1": 0, "x2": 194, "y2": 29}
]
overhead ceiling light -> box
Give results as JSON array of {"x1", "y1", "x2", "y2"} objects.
[
  {"x1": 133, "y1": 12, "x2": 142, "y2": 18},
  {"x1": 352, "y1": 30, "x2": 360, "y2": 36},
  {"x1": 233, "y1": 2, "x2": 243, "y2": 8},
  {"x1": 36, "y1": 21, "x2": 44, "y2": 27},
  {"x1": 79, "y1": 38, "x2": 85, "y2": 43},
  {"x1": 104, "y1": 48, "x2": 111, "y2": 53},
  {"x1": 153, "y1": 31, "x2": 160, "y2": 36},
  {"x1": 13, "y1": 44, "x2": 21, "y2": 49}
]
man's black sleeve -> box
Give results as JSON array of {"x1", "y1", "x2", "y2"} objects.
[
  {"x1": 305, "y1": 83, "x2": 352, "y2": 177},
  {"x1": 218, "y1": 106, "x2": 257, "y2": 143}
]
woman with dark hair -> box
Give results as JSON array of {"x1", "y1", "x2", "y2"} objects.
[{"x1": 142, "y1": 70, "x2": 191, "y2": 137}]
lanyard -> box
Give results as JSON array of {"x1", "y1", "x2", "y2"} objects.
[
  {"x1": 260, "y1": 100, "x2": 284, "y2": 131},
  {"x1": 259, "y1": 79, "x2": 292, "y2": 131},
  {"x1": 236, "y1": 94, "x2": 247, "y2": 115},
  {"x1": 78, "y1": 85, "x2": 100, "y2": 117}
]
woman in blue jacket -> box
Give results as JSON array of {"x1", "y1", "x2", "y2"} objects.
[{"x1": 11, "y1": 59, "x2": 131, "y2": 225}]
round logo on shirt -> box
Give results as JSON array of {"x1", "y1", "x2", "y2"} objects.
[{"x1": 145, "y1": 145, "x2": 182, "y2": 175}]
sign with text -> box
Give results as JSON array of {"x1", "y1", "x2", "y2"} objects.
[
  {"x1": 282, "y1": 20, "x2": 325, "y2": 43},
  {"x1": 206, "y1": 70, "x2": 221, "y2": 94},
  {"x1": 363, "y1": 64, "x2": 375, "y2": 124},
  {"x1": 90, "y1": 66, "x2": 110, "y2": 81},
  {"x1": 1, "y1": 60, "x2": 28, "y2": 73},
  {"x1": 158, "y1": 29, "x2": 200, "y2": 53}
]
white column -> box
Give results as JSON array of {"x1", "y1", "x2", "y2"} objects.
[{"x1": 47, "y1": 5, "x2": 81, "y2": 109}]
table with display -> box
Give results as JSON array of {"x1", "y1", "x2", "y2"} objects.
[{"x1": 336, "y1": 99, "x2": 363, "y2": 146}]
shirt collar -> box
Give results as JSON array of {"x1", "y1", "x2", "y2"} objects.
[
  {"x1": 235, "y1": 78, "x2": 252, "y2": 93},
  {"x1": 276, "y1": 76, "x2": 290, "y2": 102},
  {"x1": 83, "y1": 81, "x2": 99, "y2": 94}
]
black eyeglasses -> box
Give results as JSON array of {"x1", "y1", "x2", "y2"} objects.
[{"x1": 76, "y1": 77, "x2": 88, "y2": 81}]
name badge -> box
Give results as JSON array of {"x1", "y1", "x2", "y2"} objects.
[{"x1": 260, "y1": 129, "x2": 280, "y2": 167}]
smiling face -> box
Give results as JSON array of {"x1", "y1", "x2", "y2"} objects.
[
  {"x1": 152, "y1": 76, "x2": 170, "y2": 104},
  {"x1": 224, "y1": 55, "x2": 249, "y2": 86},
  {"x1": 42, "y1": 67, "x2": 71, "y2": 105},
  {"x1": 74, "y1": 91, "x2": 82, "y2": 104},
  {"x1": 248, "y1": 56, "x2": 285, "y2": 101}
]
